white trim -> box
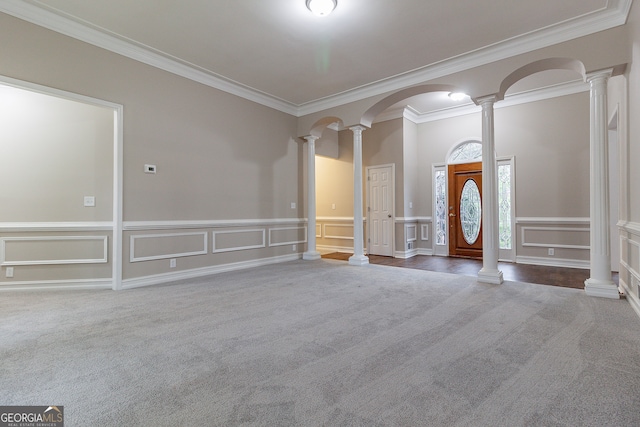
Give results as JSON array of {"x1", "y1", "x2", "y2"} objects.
[
  {"x1": 0, "y1": 1, "x2": 628, "y2": 116},
  {"x1": 268, "y1": 226, "x2": 307, "y2": 247},
  {"x1": 516, "y1": 255, "x2": 590, "y2": 270},
  {"x1": 129, "y1": 232, "x2": 208, "y2": 262},
  {"x1": 323, "y1": 224, "x2": 354, "y2": 241},
  {"x1": 0, "y1": 74, "x2": 123, "y2": 290},
  {"x1": 123, "y1": 218, "x2": 305, "y2": 230},
  {"x1": 0, "y1": 1, "x2": 297, "y2": 116},
  {"x1": 619, "y1": 278, "x2": 640, "y2": 319},
  {"x1": 520, "y1": 226, "x2": 590, "y2": 250},
  {"x1": 0, "y1": 278, "x2": 112, "y2": 291},
  {"x1": 121, "y1": 254, "x2": 301, "y2": 290},
  {"x1": 297, "y1": 3, "x2": 629, "y2": 115},
  {"x1": 315, "y1": 224, "x2": 322, "y2": 238},
  {"x1": 395, "y1": 249, "x2": 418, "y2": 259},
  {"x1": 1, "y1": 236, "x2": 108, "y2": 266},
  {"x1": 395, "y1": 217, "x2": 432, "y2": 223},
  {"x1": 406, "y1": 224, "x2": 417, "y2": 242},
  {"x1": 421, "y1": 224, "x2": 429, "y2": 241},
  {"x1": 316, "y1": 244, "x2": 354, "y2": 254},
  {"x1": 517, "y1": 217, "x2": 590, "y2": 224},
  {"x1": 619, "y1": 220, "x2": 640, "y2": 236},
  {"x1": 316, "y1": 216, "x2": 354, "y2": 222},
  {"x1": 0, "y1": 222, "x2": 113, "y2": 231},
  {"x1": 417, "y1": 248, "x2": 433, "y2": 256},
  {"x1": 212, "y1": 229, "x2": 266, "y2": 253}
]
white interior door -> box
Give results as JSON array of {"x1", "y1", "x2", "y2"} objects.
[{"x1": 368, "y1": 165, "x2": 394, "y2": 256}]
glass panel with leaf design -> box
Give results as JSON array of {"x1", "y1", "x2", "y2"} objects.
[
  {"x1": 460, "y1": 179, "x2": 481, "y2": 244},
  {"x1": 435, "y1": 170, "x2": 446, "y2": 245}
]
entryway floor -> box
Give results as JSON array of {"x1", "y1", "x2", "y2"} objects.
[{"x1": 322, "y1": 253, "x2": 620, "y2": 290}]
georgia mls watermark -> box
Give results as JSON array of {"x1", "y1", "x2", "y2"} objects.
[{"x1": 0, "y1": 406, "x2": 63, "y2": 427}]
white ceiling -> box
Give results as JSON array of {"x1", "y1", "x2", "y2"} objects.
[{"x1": 2, "y1": 0, "x2": 632, "y2": 115}]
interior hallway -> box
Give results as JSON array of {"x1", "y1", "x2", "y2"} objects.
[{"x1": 322, "y1": 253, "x2": 620, "y2": 291}]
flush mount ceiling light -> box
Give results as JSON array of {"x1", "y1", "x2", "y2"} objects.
[
  {"x1": 306, "y1": 0, "x2": 337, "y2": 17},
  {"x1": 448, "y1": 92, "x2": 468, "y2": 101}
]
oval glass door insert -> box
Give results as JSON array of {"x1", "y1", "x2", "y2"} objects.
[{"x1": 460, "y1": 179, "x2": 481, "y2": 244}]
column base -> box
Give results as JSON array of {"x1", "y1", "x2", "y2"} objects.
[
  {"x1": 478, "y1": 268, "x2": 504, "y2": 284},
  {"x1": 348, "y1": 255, "x2": 370, "y2": 266},
  {"x1": 584, "y1": 278, "x2": 620, "y2": 299},
  {"x1": 302, "y1": 251, "x2": 321, "y2": 261}
]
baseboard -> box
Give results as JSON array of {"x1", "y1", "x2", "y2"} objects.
[
  {"x1": 417, "y1": 248, "x2": 433, "y2": 256},
  {"x1": 516, "y1": 256, "x2": 589, "y2": 270},
  {"x1": 0, "y1": 278, "x2": 112, "y2": 291},
  {"x1": 395, "y1": 249, "x2": 418, "y2": 259},
  {"x1": 317, "y1": 244, "x2": 354, "y2": 254},
  {"x1": 121, "y1": 253, "x2": 301, "y2": 290},
  {"x1": 619, "y1": 278, "x2": 640, "y2": 320}
]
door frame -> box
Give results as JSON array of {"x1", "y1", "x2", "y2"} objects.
[
  {"x1": 366, "y1": 163, "x2": 395, "y2": 257},
  {"x1": 448, "y1": 161, "x2": 483, "y2": 258},
  {"x1": 0, "y1": 75, "x2": 124, "y2": 290}
]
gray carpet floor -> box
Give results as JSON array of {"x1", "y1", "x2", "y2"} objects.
[{"x1": 1, "y1": 260, "x2": 640, "y2": 426}]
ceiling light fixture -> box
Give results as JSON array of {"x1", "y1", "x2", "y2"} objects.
[
  {"x1": 448, "y1": 92, "x2": 467, "y2": 101},
  {"x1": 306, "y1": 0, "x2": 337, "y2": 17}
]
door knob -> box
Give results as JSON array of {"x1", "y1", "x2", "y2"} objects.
[
  {"x1": 449, "y1": 213, "x2": 456, "y2": 217},
  {"x1": 388, "y1": 214, "x2": 392, "y2": 218}
]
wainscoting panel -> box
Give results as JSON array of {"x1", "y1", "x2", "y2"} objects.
[
  {"x1": 1, "y1": 235, "x2": 108, "y2": 266},
  {"x1": 619, "y1": 221, "x2": 640, "y2": 319},
  {"x1": 323, "y1": 224, "x2": 354, "y2": 240},
  {"x1": 269, "y1": 227, "x2": 307, "y2": 247},
  {"x1": 521, "y1": 226, "x2": 590, "y2": 249},
  {"x1": 212, "y1": 229, "x2": 265, "y2": 253},
  {"x1": 515, "y1": 218, "x2": 590, "y2": 268},
  {"x1": 130, "y1": 232, "x2": 208, "y2": 262}
]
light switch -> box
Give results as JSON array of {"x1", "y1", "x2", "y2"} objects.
[
  {"x1": 144, "y1": 164, "x2": 157, "y2": 174},
  {"x1": 291, "y1": 202, "x2": 296, "y2": 209},
  {"x1": 84, "y1": 196, "x2": 95, "y2": 207}
]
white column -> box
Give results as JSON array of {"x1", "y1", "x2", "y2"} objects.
[
  {"x1": 303, "y1": 136, "x2": 321, "y2": 260},
  {"x1": 349, "y1": 125, "x2": 369, "y2": 266},
  {"x1": 477, "y1": 96, "x2": 503, "y2": 284},
  {"x1": 585, "y1": 70, "x2": 619, "y2": 298}
]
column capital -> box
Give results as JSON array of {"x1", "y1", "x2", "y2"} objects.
[
  {"x1": 585, "y1": 68, "x2": 613, "y2": 83},
  {"x1": 349, "y1": 125, "x2": 367, "y2": 134},
  {"x1": 473, "y1": 94, "x2": 498, "y2": 107},
  {"x1": 303, "y1": 135, "x2": 319, "y2": 143}
]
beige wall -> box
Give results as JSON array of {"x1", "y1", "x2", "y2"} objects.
[
  {"x1": 0, "y1": 85, "x2": 114, "y2": 222},
  {"x1": 0, "y1": 13, "x2": 303, "y2": 286}
]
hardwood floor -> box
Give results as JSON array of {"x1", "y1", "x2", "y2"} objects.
[{"x1": 322, "y1": 253, "x2": 620, "y2": 290}]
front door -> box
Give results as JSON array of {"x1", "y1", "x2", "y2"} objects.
[
  {"x1": 448, "y1": 162, "x2": 483, "y2": 258},
  {"x1": 368, "y1": 165, "x2": 394, "y2": 256}
]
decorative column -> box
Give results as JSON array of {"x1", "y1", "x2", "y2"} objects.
[
  {"x1": 476, "y1": 95, "x2": 503, "y2": 284},
  {"x1": 349, "y1": 126, "x2": 369, "y2": 266},
  {"x1": 584, "y1": 70, "x2": 619, "y2": 298},
  {"x1": 303, "y1": 136, "x2": 321, "y2": 260}
]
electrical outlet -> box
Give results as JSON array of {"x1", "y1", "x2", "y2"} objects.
[
  {"x1": 548, "y1": 248, "x2": 555, "y2": 256},
  {"x1": 6, "y1": 267, "x2": 14, "y2": 278},
  {"x1": 169, "y1": 258, "x2": 176, "y2": 268},
  {"x1": 292, "y1": 244, "x2": 297, "y2": 252}
]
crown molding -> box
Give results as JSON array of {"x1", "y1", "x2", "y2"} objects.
[
  {"x1": 1, "y1": 0, "x2": 631, "y2": 117},
  {"x1": 398, "y1": 79, "x2": 589, "y2": 124},
  {"x1": 0, "y1": 0, "x2": 299, "y2": 115},
  {"x1": 296, "y1": 1, "x2": 630, "y2": 115}
]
